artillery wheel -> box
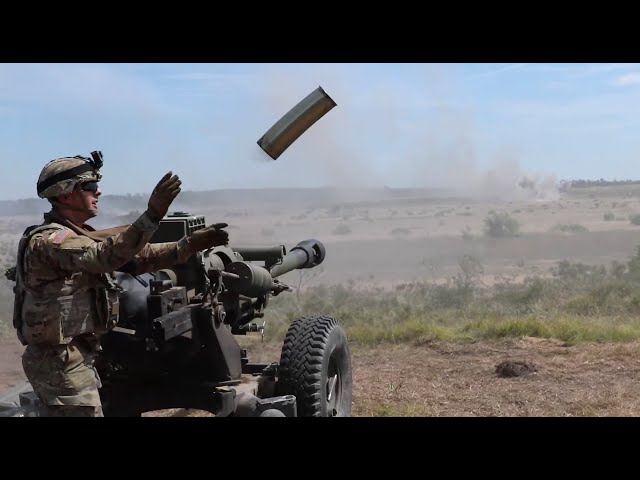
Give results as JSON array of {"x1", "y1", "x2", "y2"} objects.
[{"x1": 276, "y1": 315, "x2": 352, "y2": 417}]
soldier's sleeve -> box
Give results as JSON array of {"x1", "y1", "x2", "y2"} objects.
[
  {"x1": 34, "y1": 212, "x2": 160, "y2": 274},
  {"x1": 124, "y1": 237, "x2": 194, "y2": 274}
]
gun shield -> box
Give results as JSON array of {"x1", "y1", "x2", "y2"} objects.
[{"x1": 257, "y1": 86, "x2": 337, "y2": 160}]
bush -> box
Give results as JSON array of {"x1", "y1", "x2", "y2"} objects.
[{"x1": 483, "y1": 211, "x2": 520, "y2": 238}]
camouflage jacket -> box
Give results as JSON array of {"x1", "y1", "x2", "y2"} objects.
[{"x1": 14, "y1": 209, "x2": 192, "y2": 346}]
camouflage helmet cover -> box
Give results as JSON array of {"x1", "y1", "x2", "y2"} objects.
[{"x1": 37, "y1": 156, "x2": 102, "y2": 199}]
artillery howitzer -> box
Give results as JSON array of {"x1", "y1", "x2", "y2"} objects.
[
  {"x1": 0, "y1": 212, "x2": 353, "y2": 417},
  {"x1": 1, "y1": 85, "x2": 349, "y2": 417}
]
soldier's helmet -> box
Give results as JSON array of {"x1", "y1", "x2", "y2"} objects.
[{"x1": 37, "y1": 155, "x2": 103, "y2": 199}]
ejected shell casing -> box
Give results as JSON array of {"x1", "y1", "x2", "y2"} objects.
[{"x1": 257, "y1": 86, "x2": 337, "y2": 160}]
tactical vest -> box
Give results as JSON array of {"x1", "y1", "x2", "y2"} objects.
[{"x1": 8, "y1": 223, "x2": 121, "y2": 347}]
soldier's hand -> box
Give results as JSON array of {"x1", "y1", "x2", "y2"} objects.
[
  {"x1": 187, "y1": 223, "x2": 229, "y2": 252},
  {"x1": 147, "y1": 172, "x2": 181, "y2": 222}
]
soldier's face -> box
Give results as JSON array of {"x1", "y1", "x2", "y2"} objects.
[
  {"x1": 59, "y1": 183, "x2": 101, "y2": 220},
  {"x1": 79, "y1": 182, "x2": 101, "y2": 217}
]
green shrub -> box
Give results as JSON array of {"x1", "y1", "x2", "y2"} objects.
[{"x1": 483, "y1": 211, "x2": 520, "y2": 237}]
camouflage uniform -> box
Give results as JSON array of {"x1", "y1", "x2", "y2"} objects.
[{"x1": 15, "y1": 156, "x2": 192, "y2": 417}]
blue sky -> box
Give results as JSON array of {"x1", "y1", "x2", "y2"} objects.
[{"x1": 1, "y1": 63, "x2": 639, "y2": 201}]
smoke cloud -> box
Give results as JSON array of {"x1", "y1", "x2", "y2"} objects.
[{"x1": 249, "y1": 64, "x2": 559, "y2": 202}]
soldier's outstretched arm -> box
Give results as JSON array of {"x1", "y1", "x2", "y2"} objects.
[
  {"x1": 32, "y1": 172, "x2": 182, "y2": 274},
  {"x1": 121, "y1": 223, "x2": 230, "y2": 274}
]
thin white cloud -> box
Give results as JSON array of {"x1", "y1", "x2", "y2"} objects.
[
  {"x1": 524, "y1": 63, "x2": 639, "y2": 77},
  {"x1": 464, "y1": 63, "x2": 530, "y2": 80},
  {"x1": 580, "y1": 63, "x2": 639, "y2": 76},
  {"x1": 165, "y1": 72, "x2": 253, "y2": 81},
  {"x1": 531, "y1": 63, "x2": 638, "y2": 78},
  {"x1": 163, "y1": 71, "x2": 257, "y2": 97},
  {"x1": 166, "y1": 73, "x2": 227, "y2": 80},
  {"x1": 529, "y1": 64, "x2": 640, "y2": 93},
  {"x1": 524, "y1": 64, "x2": 575, "y2": 73},
  {"x1": 612, "y1": 73, "x2": 640, "y2": 86},
  {"x1": 508, "y1": 64, "x2": 640, "y2": 90}
]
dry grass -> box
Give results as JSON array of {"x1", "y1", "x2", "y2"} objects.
[{"x1": 351, "y1": 338, "x2": 640, "y2": 417}]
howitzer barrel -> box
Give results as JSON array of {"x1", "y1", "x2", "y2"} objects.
[
  {"x1": 223, "y1": 240, "x2": 325, "y2": 297},
  {"x1": 269, "y1": 239, "x2": 326, "y2": 278},
  {"x1": 233, "y1": 246, "x2": 286, "y2": 263}
]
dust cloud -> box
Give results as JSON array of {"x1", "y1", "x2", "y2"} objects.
[{"x1": 251, "y1": 64, "x2": 559, "y2": 203}]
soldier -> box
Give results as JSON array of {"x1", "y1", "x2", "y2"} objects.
[{"x1": 11, "y1": 153, "x2": 229, "y2": 417}]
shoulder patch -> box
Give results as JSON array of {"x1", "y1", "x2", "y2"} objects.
[{"x1": 48, "y1": 229, "x2": 75, "y2": 245}]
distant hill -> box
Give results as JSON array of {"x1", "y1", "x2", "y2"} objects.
[
  {"x1": 0, "y1": 187, "x2": 451, "y2": 218},
  {"x1": 560, "y1": 179, "x2": 640, "y2": 190}
]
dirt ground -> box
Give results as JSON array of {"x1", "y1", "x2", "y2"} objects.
[{"x1": 4, "y1": 334, "x2": 640, "y2": 417}]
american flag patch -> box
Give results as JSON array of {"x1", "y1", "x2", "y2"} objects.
[{"x1": 50, "y1": 229, "x2": 72, "y2": 245}]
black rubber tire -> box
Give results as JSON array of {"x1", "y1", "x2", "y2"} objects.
[{"x1": 277, "y1": 315, "x2": 352, "y2": 417}]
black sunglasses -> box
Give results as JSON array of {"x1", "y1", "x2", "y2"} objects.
[{"x1": 80, "y1": 181, "x2": 100, "y2": 193}]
